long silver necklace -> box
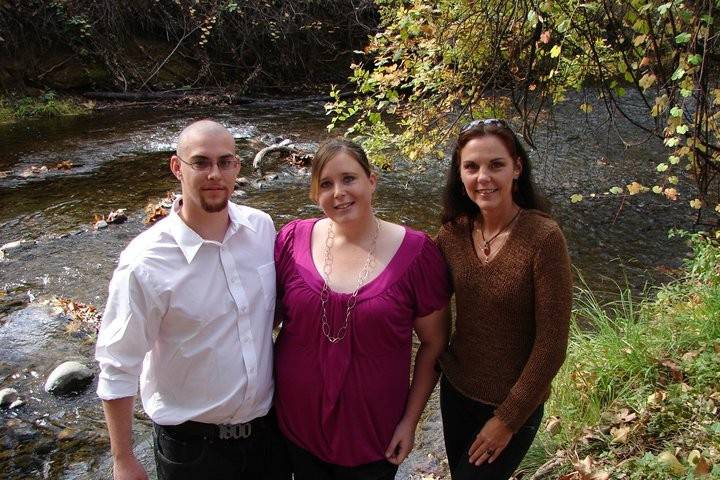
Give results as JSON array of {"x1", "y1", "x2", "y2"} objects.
[{"x1": 320, "y1": 217, "x2": 380, "y2": 343}]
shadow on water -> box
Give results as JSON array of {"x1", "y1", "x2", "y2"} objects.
[{"x1": 0, "y1": 98, "x2": 696, "y2": 478}]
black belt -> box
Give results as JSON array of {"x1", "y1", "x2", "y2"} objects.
[{"x1": 156, "y1": 413, "x2": 271, "y2": 441}]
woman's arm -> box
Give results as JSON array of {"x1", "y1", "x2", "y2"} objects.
[{"x1": 385, "y1": 306, "x2": 450, "y2": 465}]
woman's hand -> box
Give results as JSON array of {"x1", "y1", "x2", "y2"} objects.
[
  {"x1": 385, "y1": 417, "x2": 416, "y2": 465},
  {"x1": 468, "y1": 416, "x2": 513, "y2": 465}
]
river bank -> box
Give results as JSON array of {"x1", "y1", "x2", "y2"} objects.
[{"x1": 520, "y1": 232, "x2": 720, "y2": 479}]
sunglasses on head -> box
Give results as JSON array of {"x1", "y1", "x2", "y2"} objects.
[{"x1": 460, "y1": 118, "x2": 509, "y2": 133}]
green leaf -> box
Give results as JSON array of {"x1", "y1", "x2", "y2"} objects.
[
  {"x1": 671, "y1": 67, "x2": 686, "y2": 81},
  {"x1": 669, "y1": 155, "x2": 680, "y2": 164},
  {"x1": 652, "y1": 186, "x2": 663, "y2": 194},
  {"x1": 675, "y1": 32, "x2": 691, "y2": 44},
  {"x1": 680, "y1": 88, "x2": 692, "y2": 98},
  {"x1": 656, "y1": 163, "x2": 669, "y2": 172},
  {"x1": 527, "y1": 10, "x2": 538, "y2": 26},
  {"x1": 676, "y1": 124, "x2": 688, "y2": 134},
  {"x1": 657, "y1": 2, "x2": 672, "y2": 15},
  {"x1": 550, "y1": 45, "x2": 562, "y2": 58},
  {"x1": 670, "y1": 106, "x2": 683, "y2": 117},
  {"x1": 609, "y1": 186, "x2": 623, "y2": 194},
  {"x1": 570, "y1": 193, "x2": 583, "y2": 203},
  {"x1": 688, "y1": 54, "x2": 702, "y2": 65},
  {"x1": 665, "y1": 137, "x2": 680, "y2": 147}
]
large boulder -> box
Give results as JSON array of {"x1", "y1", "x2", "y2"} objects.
[{"x1": 44, "y1": 361, "x2": 94, "y2": 395}]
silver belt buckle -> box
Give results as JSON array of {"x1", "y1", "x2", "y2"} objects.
[{"x1": 218, "y1": 422, "x2": 252, "y2": 440}]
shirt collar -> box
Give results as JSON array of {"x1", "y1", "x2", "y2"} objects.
[{"x1": 168, "y1": 198, "x2": 257, "y2": 264}]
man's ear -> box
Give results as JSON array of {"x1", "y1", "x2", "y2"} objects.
[{"x1": 170, "y1": 155, "x2": 182, "y2": 180}]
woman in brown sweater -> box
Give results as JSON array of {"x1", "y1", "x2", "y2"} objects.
[{"x1": 435, "y1": 119, "x2": 572, "y2": 479}]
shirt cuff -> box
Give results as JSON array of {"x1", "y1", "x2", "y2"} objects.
[{"x1": 96, "y1": 372, "x2": 139, "y2": 400}]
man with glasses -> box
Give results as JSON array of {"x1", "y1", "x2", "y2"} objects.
[{"x1": 96, "y1": 120, "x2": 285, "y2": 479}]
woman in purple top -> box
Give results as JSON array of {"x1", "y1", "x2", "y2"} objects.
[{"x1": 274, "y1": 138, "x2": 451, "y2": 479}]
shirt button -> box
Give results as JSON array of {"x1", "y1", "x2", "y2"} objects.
[{"x1": 240, "y1": 305, "x2": 247, "y2": 313}]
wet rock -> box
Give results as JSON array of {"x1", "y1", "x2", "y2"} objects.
[
  {"x1": 232, "y1": 190, "x2": 247, "y2": 198},
  {"x1": 252, "y1": 180, "x2": 264, "y2": 190},
  {"x1": 9, "y1": 399, "x2": 25, "y2": 409},
  {"x1": 44, "y1": 361, "x2": 94, "y2": 395},
  {"x1": 14, "y1": 426, "x2": 40, "y2": 443},
  {"x1": 94, "y1": 220, "x2": 108, "y2": 230},
  {"x1": 236, "y1": 177, "x2": 249, "y2": 187},
  {"x1": 0, "y1": 388, "x2": 18, "y2": 407},
  {"x1": 35, "y1": 439, "x2": 56, "y2": 455},
  {"x1": 106, "y1": 209, "x2": 127, "y2": 224},
  {"x1": 264, "y1": 172, "x2": 279, "y2": 181},
  {"x1": 58, "y1": 427, "x2": 78, "y2": 441},
  {"x1": 1, "y1": 240, "x2": 23, "y2": 251}
]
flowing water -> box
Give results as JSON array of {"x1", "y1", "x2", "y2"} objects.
[{"x1": 0, "y1": 99, "x2": 696, "y2": 479}]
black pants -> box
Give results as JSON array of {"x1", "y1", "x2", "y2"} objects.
[
  {"x1": 440, "y1": 376, "x2": 542, "y2": 480},
  {"x1": 153, "y1": 413, "x2": 291, "y2": 480},
  {"x1": 285, "y1": 435, "x2": 398, "y2": 480}
]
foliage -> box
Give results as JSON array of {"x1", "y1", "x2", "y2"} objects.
[
  {"x1": 0, "y1": 92, "x2": 89, "y2": 122},
  {"x1": 329, "y1": 0, "x2": 720, "y2": 226},
  {"x1": 0, "y1": 0, "x2": 377, "y2": 92},
  {"x1": 518, "y1": 232, "x2": 720, "y2": 479}
]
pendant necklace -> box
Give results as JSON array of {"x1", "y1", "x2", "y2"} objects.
[
  {"x1": 320, "y1": 217, "x2": 380, "y2": 343},
  {"x1": 477, "y1": 208, "x2": 521, "y2": 263}
]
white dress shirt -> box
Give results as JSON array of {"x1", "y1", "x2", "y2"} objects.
[{"x1": 96, "y1": 199, "x2": 276, "y2": 426}]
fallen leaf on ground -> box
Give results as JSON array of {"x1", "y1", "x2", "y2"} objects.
[
  {"x1": 660, "y1": 359, "x2": 684, "y2": 382},
  {"x1": 611, "y1": 425, "x2": 631, "y2": 444},
  {"x1": 657, "y1": 451, "x2": 685, "y2": 475},
  {"x1": 546, "y1": 416, "x2": 562, "y2": 435}
]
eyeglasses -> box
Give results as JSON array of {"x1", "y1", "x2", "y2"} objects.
[
  {"x1": 460, "y1": 118, "x2": 509, "y2": 133},
  {"x1": 178, "y1": 156, "x2": 240, "y2": 172}
]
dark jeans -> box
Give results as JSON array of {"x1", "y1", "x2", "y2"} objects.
[
  {"x1": 285, "y1": 435, "x2": 398, "y2": 480},
  {"x1": 440, "y1": 376, "x2": 543, "y2": 480},
  {"x1": 152, "y1": 412, "x2": 291, "y2": 480}
]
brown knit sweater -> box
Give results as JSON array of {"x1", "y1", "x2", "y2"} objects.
[{"x1": 436, "y1": 209, "x2": 572, "y2": 432}]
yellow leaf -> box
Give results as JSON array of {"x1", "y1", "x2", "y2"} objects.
[
  {"x1": 690, "y1": 198, "x2": 702, "y2": 209},
  {"x1": 638, "y1": 73, "x2": 656, "y2": 90},
  {"x1": 663, "y1": 188, "x2": 679, "y2": 200},
  {"x1": 611, "y1": 425, "x2": 631, "y2": 443},
  {"x1": 570, "y1": 193, "x2": 583, "y2": 203},
  {"x1": 627, "y1": 181, "x2": 644, "y2": 195},
  {"x1": 550, "y1": 45, "x2": 562, "y2": 58},
  {"x1": 657, "y1": 451, "x2": 686, "y2": 475}
]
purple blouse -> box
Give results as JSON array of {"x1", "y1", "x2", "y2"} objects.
[{"x1": 274, "y1": 218, "x2": 450, "y2": 467}]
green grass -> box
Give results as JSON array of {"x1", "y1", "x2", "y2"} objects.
[
  {"x1": 0, "y1": 92, "x2": 90, "y2": 123},
  {"x1": 520, "y1": 231, "x2": 720, "y2": 479}
]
